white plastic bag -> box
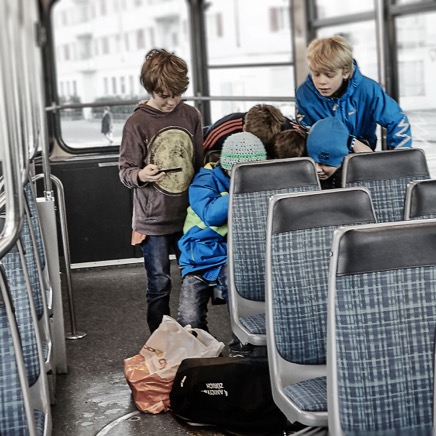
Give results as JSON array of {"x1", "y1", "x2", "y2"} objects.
[
  {"x1": 124, "y1": 316, "x2": 224, "y2": 413},
  {"x1": 141, "y1": 315, "x2": 224, "y2": 377}
]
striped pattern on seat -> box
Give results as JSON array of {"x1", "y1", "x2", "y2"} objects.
[
  {"x1": 271, "y1": 226, "x2": 334, "y2": 364},
  {"x1": 2, "y1": 251, "x2": 41, "y2": 387},
  {"x1": 239, "y1": 313, "x2": 266, "y2": 335},
  {"x1": 347, "y1": 176, "x2": 428, "y2": 222},
  {"x1": 284, "y1": 377, "x2": 328, "y2": 412},
  {"x1": 24, "y1": 183, "x2": 46, "y2": 270},
  {"x1": 233, "y1": 185, "x2": 318, "y2": 302},
  {"x1": 21, "y1": 215, "x2": 44, "y2": 320},
  {"x1": 0, "y1": 304, "x2": 28, "y2": 435},
  {"x1": 335, "y1": 266, "x2": 436, "y2": 433}
]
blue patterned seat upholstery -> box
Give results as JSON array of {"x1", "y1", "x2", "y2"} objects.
[
  {"x1": 24, "y1": 182, "x2": 52, "y2": 313},
  {"x1": 2, "y1": 249, "x2": 41, "y2": 387},
  {"x1": 404, "y1": 178, "x2": 436, "y2": 220},
  {"x1": 265, "y1": 188, "x2": 375, "y2": 427},
  {"x1": 21, "y1": 214, "x2": 44, "y2": 320},
  {"x1": 20, "y1": 204, "x2": 54, "y2": 402},
  {"x1": 0, "y1": 265, "x2": 47, "y2": 436},
  {"x1": 342, "y1": 148, "x2": 430, "y2": 223},
  {"x1": 24, "y1": 182, "x2": 46, "y2": 271},
  {"x1": 265, "y1": 188, "x2": 376, "y2": 428},
  {"x1": 0, "y1": 284, "x2": 28, "y2": 435},
  {"x1": 228, "y1": 158, "x2": 320, "y2": 346},
  {"x1": 328, "y1": 220, "x2": 436, "y2": 435}
]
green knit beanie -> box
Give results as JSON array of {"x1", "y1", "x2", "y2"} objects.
[{"x1": 220, "y1": 132, "x2": 267, "y2": 171}]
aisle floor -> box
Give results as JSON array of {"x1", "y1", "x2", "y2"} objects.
[{"x1": 51, "y1": 261, "x2": 309, "y2": 436}]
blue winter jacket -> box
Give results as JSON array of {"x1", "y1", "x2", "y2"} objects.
[
  {"x1": 296, "y1": 60, "x2": 412, "y2": 149},
  {"x1": 178, "y1": 165, "x2": 230, "y2": 281}
]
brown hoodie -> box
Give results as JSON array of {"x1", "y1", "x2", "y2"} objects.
[{"x1": 119, "y1": 101, "x2": 203, "y2": 235}]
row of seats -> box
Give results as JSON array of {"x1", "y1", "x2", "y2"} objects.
[
  {"x1": 227, "y1": 148, "x2": 436, "y2": 434},
  {"x1": 0, "y1": 180, "x2": 56, "y2": 436}
]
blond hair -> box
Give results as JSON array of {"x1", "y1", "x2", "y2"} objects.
[
  {"x1": 307, "y1": 35, "x2": 354, "y2": 76},
  {"x1": 140, "y1": 49, "x2": 189, "y2": 96}
]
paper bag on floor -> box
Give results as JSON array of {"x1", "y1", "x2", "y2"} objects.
[{"x1": 124, "y1": 315, "x2": 224, "y2": 414}]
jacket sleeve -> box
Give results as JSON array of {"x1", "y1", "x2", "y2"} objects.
[
  {"x1": 371, "y1": 84, "x2": 412, "y2": 148},
  {"x1": 118, "y1": 125, "x2": 148, "y2": 189},
  {"x1": 189, "y1": 172, "x2": 228, "y2": 227}
]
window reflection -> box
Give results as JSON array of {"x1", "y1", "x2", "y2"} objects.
[
  {"x1": 316, "y1": 22, "x2": 378, "y2": 82},
  {"x1": 314, "y1": 0, "x2": 373, "y2": 19},
  {"x1": 206, "y1": 0, "x2": 294, "y2": 122},
  {"x1": 209, "y1": 66, "x2": 295, "y2": 121},
  {"x1": 53, "y1": 0, "x2": 190, "y2": 149},
  {"x1": 397, "y1": 12, "x2": 436, "y2": 176}
]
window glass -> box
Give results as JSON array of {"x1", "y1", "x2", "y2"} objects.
[
  {"x1": 314, "y1": 0, "x2": 373, "y2": 19},
  {"x1": 397, "y1": 12, "x2": 436, "y2": 177},
  {"x1": 52, "y1": 0, "x2": 191, "y2": 149},
  {"x1": 209, "y1": 66, "x2": 294, "y2": 121},
  {"x1": 206, "y1": 0, "x2": 293, "y2": 122}
]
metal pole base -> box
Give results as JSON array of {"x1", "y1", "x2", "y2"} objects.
[{"x1": 66, "y1": 331, "x2": 87, "y2": 340}]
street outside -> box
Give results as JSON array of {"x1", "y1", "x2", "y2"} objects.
[{"x1": 59, "y1": 109, "x2": 436, "y2": 177}]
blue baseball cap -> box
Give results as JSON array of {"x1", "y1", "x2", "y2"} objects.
[{"x1": 306, "y1": 117, "x2": 350, "y2": 167}]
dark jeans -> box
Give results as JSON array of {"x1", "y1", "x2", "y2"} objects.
[
  {"x1": 140, "y1": 232, "x2": 182, "y2": 333},
  {"x1": 177, "y1": 266, "x2": 228, "y2": 332}
]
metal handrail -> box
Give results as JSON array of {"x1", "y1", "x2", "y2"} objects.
[
  {"x1": 32, "y1": 173, "x2": 86, "y2": 340},
  {"x1": 46, "y1": 94, "x2": 296, "y2": 112},
  {"x1": 0, "y1": 2, "x2": 23, "y2": 259}
]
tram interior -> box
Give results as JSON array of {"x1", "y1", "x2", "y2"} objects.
[{"x1": 2, "y1": 0, "x2": 436, "y2": 435}]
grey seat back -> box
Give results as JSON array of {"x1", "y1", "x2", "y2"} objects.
[
  {"x1": 228, "y1": 157, "x2": 320, "y2": 345},
  {"x1": 265, "y1": 188, "x2": 376, "y2": 427},
  {"x1": 404, "y1": 178, "x2": 436, "y2": 220},
  {"x1": 328, "y1": 219, "x2": 436, "y2": 435},
  {"x1": 267, "y1": 187, "x2": 376, "y2": 369},
  {"x1": 342, "y1": 148, "x2": 430, "y2": 222}
]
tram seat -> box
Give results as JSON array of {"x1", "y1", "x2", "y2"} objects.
[
  {"x1": 204, "y1": 149, "x2": 221, "y2": 165},
  {"x1": 341, "y1": 148, "x2": 430, "y2": 222},
  {"x1": 0, "y1": 250, "x2": 52, "y2": 435},
  {"x1": 21, "y1": 208, "x2": 55, "y2": 403},
  {"x1": 24, "y1": 182, "x2": 53, "y2": 312},
  {"x1": 0, "y1": 266, "x2": 43, "y2": 436},
  {"x1": 327, "y1": 219, "x2": 436, "y2": 435},
  {"x1": 404, "y1": 178, "x2": 436, "y2": 220},
  {"x1": 265, "y1": 187, "x2": 376, "y2": 428},
  {"x1": 228, "y1": 158, "x2": 320, "y2": 346}
]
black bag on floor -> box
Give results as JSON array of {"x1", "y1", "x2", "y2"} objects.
[{"x1": 169, "y1": 356, "x2": 288, "y2": 434}]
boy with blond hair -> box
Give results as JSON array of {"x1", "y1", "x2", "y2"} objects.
[{"x1": 296, "y1": 34, "x2": 412, "y2": 151}]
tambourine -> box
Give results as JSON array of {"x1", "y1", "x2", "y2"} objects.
[{"x1": 146, "y1": 126, "x2": 195, "y2": 195}]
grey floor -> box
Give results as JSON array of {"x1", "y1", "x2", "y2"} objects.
[{"x1": 51, "y1": 261, "x2": 307, "y2": 436}]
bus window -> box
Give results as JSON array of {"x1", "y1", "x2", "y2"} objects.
[
  {"x1": 205, "y1": 0, "x2": 294, "y2": 122},
  {"x1": 396, "y1": 11, "x2": 436, "y2": 177},
  {"x1": 52, "y1": 0, "x2": 191, "y2": 151}
]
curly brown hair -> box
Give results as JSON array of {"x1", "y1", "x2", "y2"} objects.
[
  {"x1": 244, "y1": 104, "x2": 285, "y2": 155},
  {"x1": 140, "y1": 49, "x2": 189, "y2": 96},
  {"x1": 273, "y1": 129, "x2": 307, "y2": 159}
]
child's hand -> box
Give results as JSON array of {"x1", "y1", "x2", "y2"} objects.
[
  {"x1": 353, "y1": 139, "x2": 373, "y2": 153},
  {"x1": 138, "y1": 164, "x2": 166, "y2": 183}
]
